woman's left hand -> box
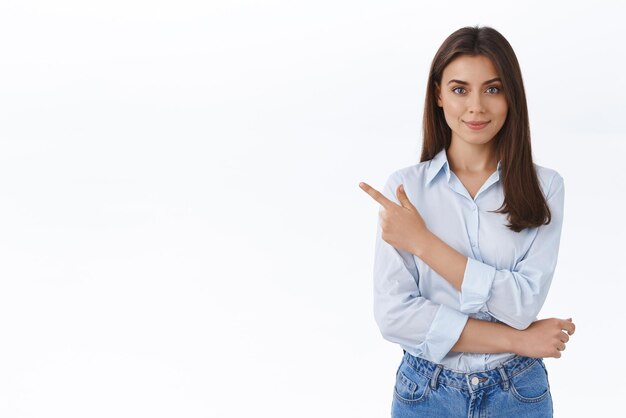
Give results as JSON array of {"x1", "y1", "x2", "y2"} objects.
[{"x1": 359, "y1": 182, "x2": 431, "y2": 255}]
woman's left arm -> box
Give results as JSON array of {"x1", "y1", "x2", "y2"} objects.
[{"x1": 416, "y1": 173, "x2": 566, "y2": 331}]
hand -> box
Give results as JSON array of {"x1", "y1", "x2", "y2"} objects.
[
  {"x1": 513, "y1": 317, "x2": 576, "y2": 359},
  {"x1": 359, "y1": 181, "x2": 430, "y2": 255}
]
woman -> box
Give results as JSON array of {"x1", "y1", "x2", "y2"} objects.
[{"x1": 359, "y1": 26, "x2": 576, "y2": 417}]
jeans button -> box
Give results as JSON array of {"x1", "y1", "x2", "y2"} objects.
[{"x1": 471, "y1": 376, "x2": 479, "y2": 385}]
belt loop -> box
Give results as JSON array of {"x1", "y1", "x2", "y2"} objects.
[
  {"x1": 430, "y1": 364, "x2": 443, "y2": 390},
  {"x1": 497, "y1": 364, "x2": 510, "y2": 391}
]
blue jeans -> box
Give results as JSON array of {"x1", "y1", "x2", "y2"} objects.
[{"x1": 392, "y1": 350, "x2": 553, "y2": 417}]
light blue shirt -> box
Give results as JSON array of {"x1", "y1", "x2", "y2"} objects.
[{"x1": 372, "y1": 147, "x2": 565, "y2": 372}]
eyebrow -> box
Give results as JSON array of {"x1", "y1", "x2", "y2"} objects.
[{"x1": 447, "y1": 77, "x2": 502, "y2": 85}]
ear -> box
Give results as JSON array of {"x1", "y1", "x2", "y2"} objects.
[{"x1": 434, "y1": 82, "x2": 442, "y2": 107}]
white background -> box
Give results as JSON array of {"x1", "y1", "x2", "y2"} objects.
[{"x1": 0, "y1": 1, "x2": 623, "y2": 417}]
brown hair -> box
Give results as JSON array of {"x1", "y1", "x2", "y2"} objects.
[{"x1": 421, "y1": 25, "x2": 550, "y2": 232}]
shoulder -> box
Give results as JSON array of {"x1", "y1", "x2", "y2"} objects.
[
  {"x1": 533, "y1": 163, "x2": 564, "y2": 199},
  {"x1": 386, "y1": 160, "x2": 431, "y2": 185},
  {"x1": 381, "y1": 161, "x2": 430, "y2": 201}
]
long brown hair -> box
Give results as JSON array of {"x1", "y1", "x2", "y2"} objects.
[{"x1": 421, "y1": 25, "x2": 551, "y2": 233}]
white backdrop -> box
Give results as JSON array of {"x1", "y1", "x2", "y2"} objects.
[{"x1": 0, "y1": 1, "x2": 623, "y2": 417}]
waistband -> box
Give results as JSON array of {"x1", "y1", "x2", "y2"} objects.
[{"x1": 401, "y1": 349, "x2": 544, "y2": 392}]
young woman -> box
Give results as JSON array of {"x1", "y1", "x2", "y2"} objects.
[{"x1": 359, "y1": 26, "x2": 576, "y2": 417}]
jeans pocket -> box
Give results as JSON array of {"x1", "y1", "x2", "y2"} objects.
[
  {"x1": 393, "y1": 360, "x2": 432, "y2": 404},
  {"x1": 509, "y1": 359, "x2": 551, "y2": 403}
]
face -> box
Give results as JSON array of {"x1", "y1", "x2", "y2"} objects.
[{"x1": 435, "y1": 54, "x2": 508, "y2": 148}]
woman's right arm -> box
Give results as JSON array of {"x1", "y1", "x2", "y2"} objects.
[
  {"x1": 451, "y1": 316, "x2": 576, "y2": 358},
  {"x1": 373, "y1": 173, "x2": 471, "y2": 364}
]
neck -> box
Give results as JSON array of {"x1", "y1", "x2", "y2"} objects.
[{"x1": 446, "y1": 140, "x2": 498, "y2": 174}]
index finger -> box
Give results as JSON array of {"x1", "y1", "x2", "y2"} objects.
[{"x1": 359, "y1": 182, "x2": 395, "y2": 209}]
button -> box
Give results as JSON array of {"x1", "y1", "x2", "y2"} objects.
[
  {"x1": 471, "y1": 205, "x2": 477, "y2": 211},
  {"x1": 471, "y1": 242, "x2": 477, "y2": 248},
  {"x1": 471, "y1": 376, "x2": 479, "y2": 385}
]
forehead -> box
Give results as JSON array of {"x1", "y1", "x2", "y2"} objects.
[{"x1": 442, "y1": 55, "x2": 499, "y2": 82}]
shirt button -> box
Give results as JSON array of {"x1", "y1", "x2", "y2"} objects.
[
  {"x1": 471, "y1": 242, "x2": 477, "y2": 248},
  {"x1": 472, "y1": 206, "x2": 477, "y2": 211},
  {"x1": 471, "y1": 376, "x2": 479, "y2": 385}
]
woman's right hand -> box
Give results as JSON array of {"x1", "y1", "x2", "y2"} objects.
[{"x1": 512, "y1": 318, "x2": 575, "y2": 358}]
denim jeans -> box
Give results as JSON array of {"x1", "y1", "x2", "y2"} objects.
[{"x1": 391, "y1": 350, "x2": 553, "y2": 417}]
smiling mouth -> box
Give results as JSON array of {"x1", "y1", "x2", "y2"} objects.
[
  {"x1": 464, "y1": 120, "x2": 490, "y2": 125},
  {"x1": 464, "y1": 120, "x2": 490, "y2": 130}
]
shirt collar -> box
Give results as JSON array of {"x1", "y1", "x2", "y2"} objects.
[{"x1": 425, "y1": 148, "x2": 502, "y2": 186}]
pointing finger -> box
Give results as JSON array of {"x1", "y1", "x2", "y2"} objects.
[{"x1": 359, "y1": 182, "x2": 395, "y2": 209}]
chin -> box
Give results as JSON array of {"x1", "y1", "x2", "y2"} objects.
[{"x1": 461, "y1": 136, "x2": 496, "y2": 146}]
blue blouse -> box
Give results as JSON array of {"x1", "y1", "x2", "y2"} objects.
[{"x1": 372, "y1": 147, "x2": 565, "y2": 372}]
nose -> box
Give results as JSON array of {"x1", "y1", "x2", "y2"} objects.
[{"x1": 467, "y1": 91, "x2": 485, "y2": 113}]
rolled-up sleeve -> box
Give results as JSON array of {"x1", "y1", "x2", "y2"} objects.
[
  {"x1": 373, "y1": 173, "x2": 469, "y2": 363},
  {"x1": 458, "y1": 173, "x2": 565, "y2": 330}
]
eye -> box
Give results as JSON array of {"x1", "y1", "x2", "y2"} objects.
[
  {"x1": 486, "y1": 86, "x2": 501, "y2": 94},
  {"x1": 452, "y1": 87, "x2": 466, "y2": 94}
]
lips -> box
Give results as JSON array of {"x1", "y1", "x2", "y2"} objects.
[{"x1": 464, "y1": 120, "x2": 490, "y2": 130}]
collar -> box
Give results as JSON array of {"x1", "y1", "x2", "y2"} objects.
[{"x1": 425, "y1": 148, "x2": 502, "y2": 186}]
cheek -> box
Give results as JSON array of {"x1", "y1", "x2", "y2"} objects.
[
  {"x1": 493, "y1": 99, "x2": 508, "y2": 118},
  {"x1": 442, "y1": 108, "x2": 460, "y2": 128},
  {"x1": 442, "y1": 100, "x2": 464, "y2": 117}
]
